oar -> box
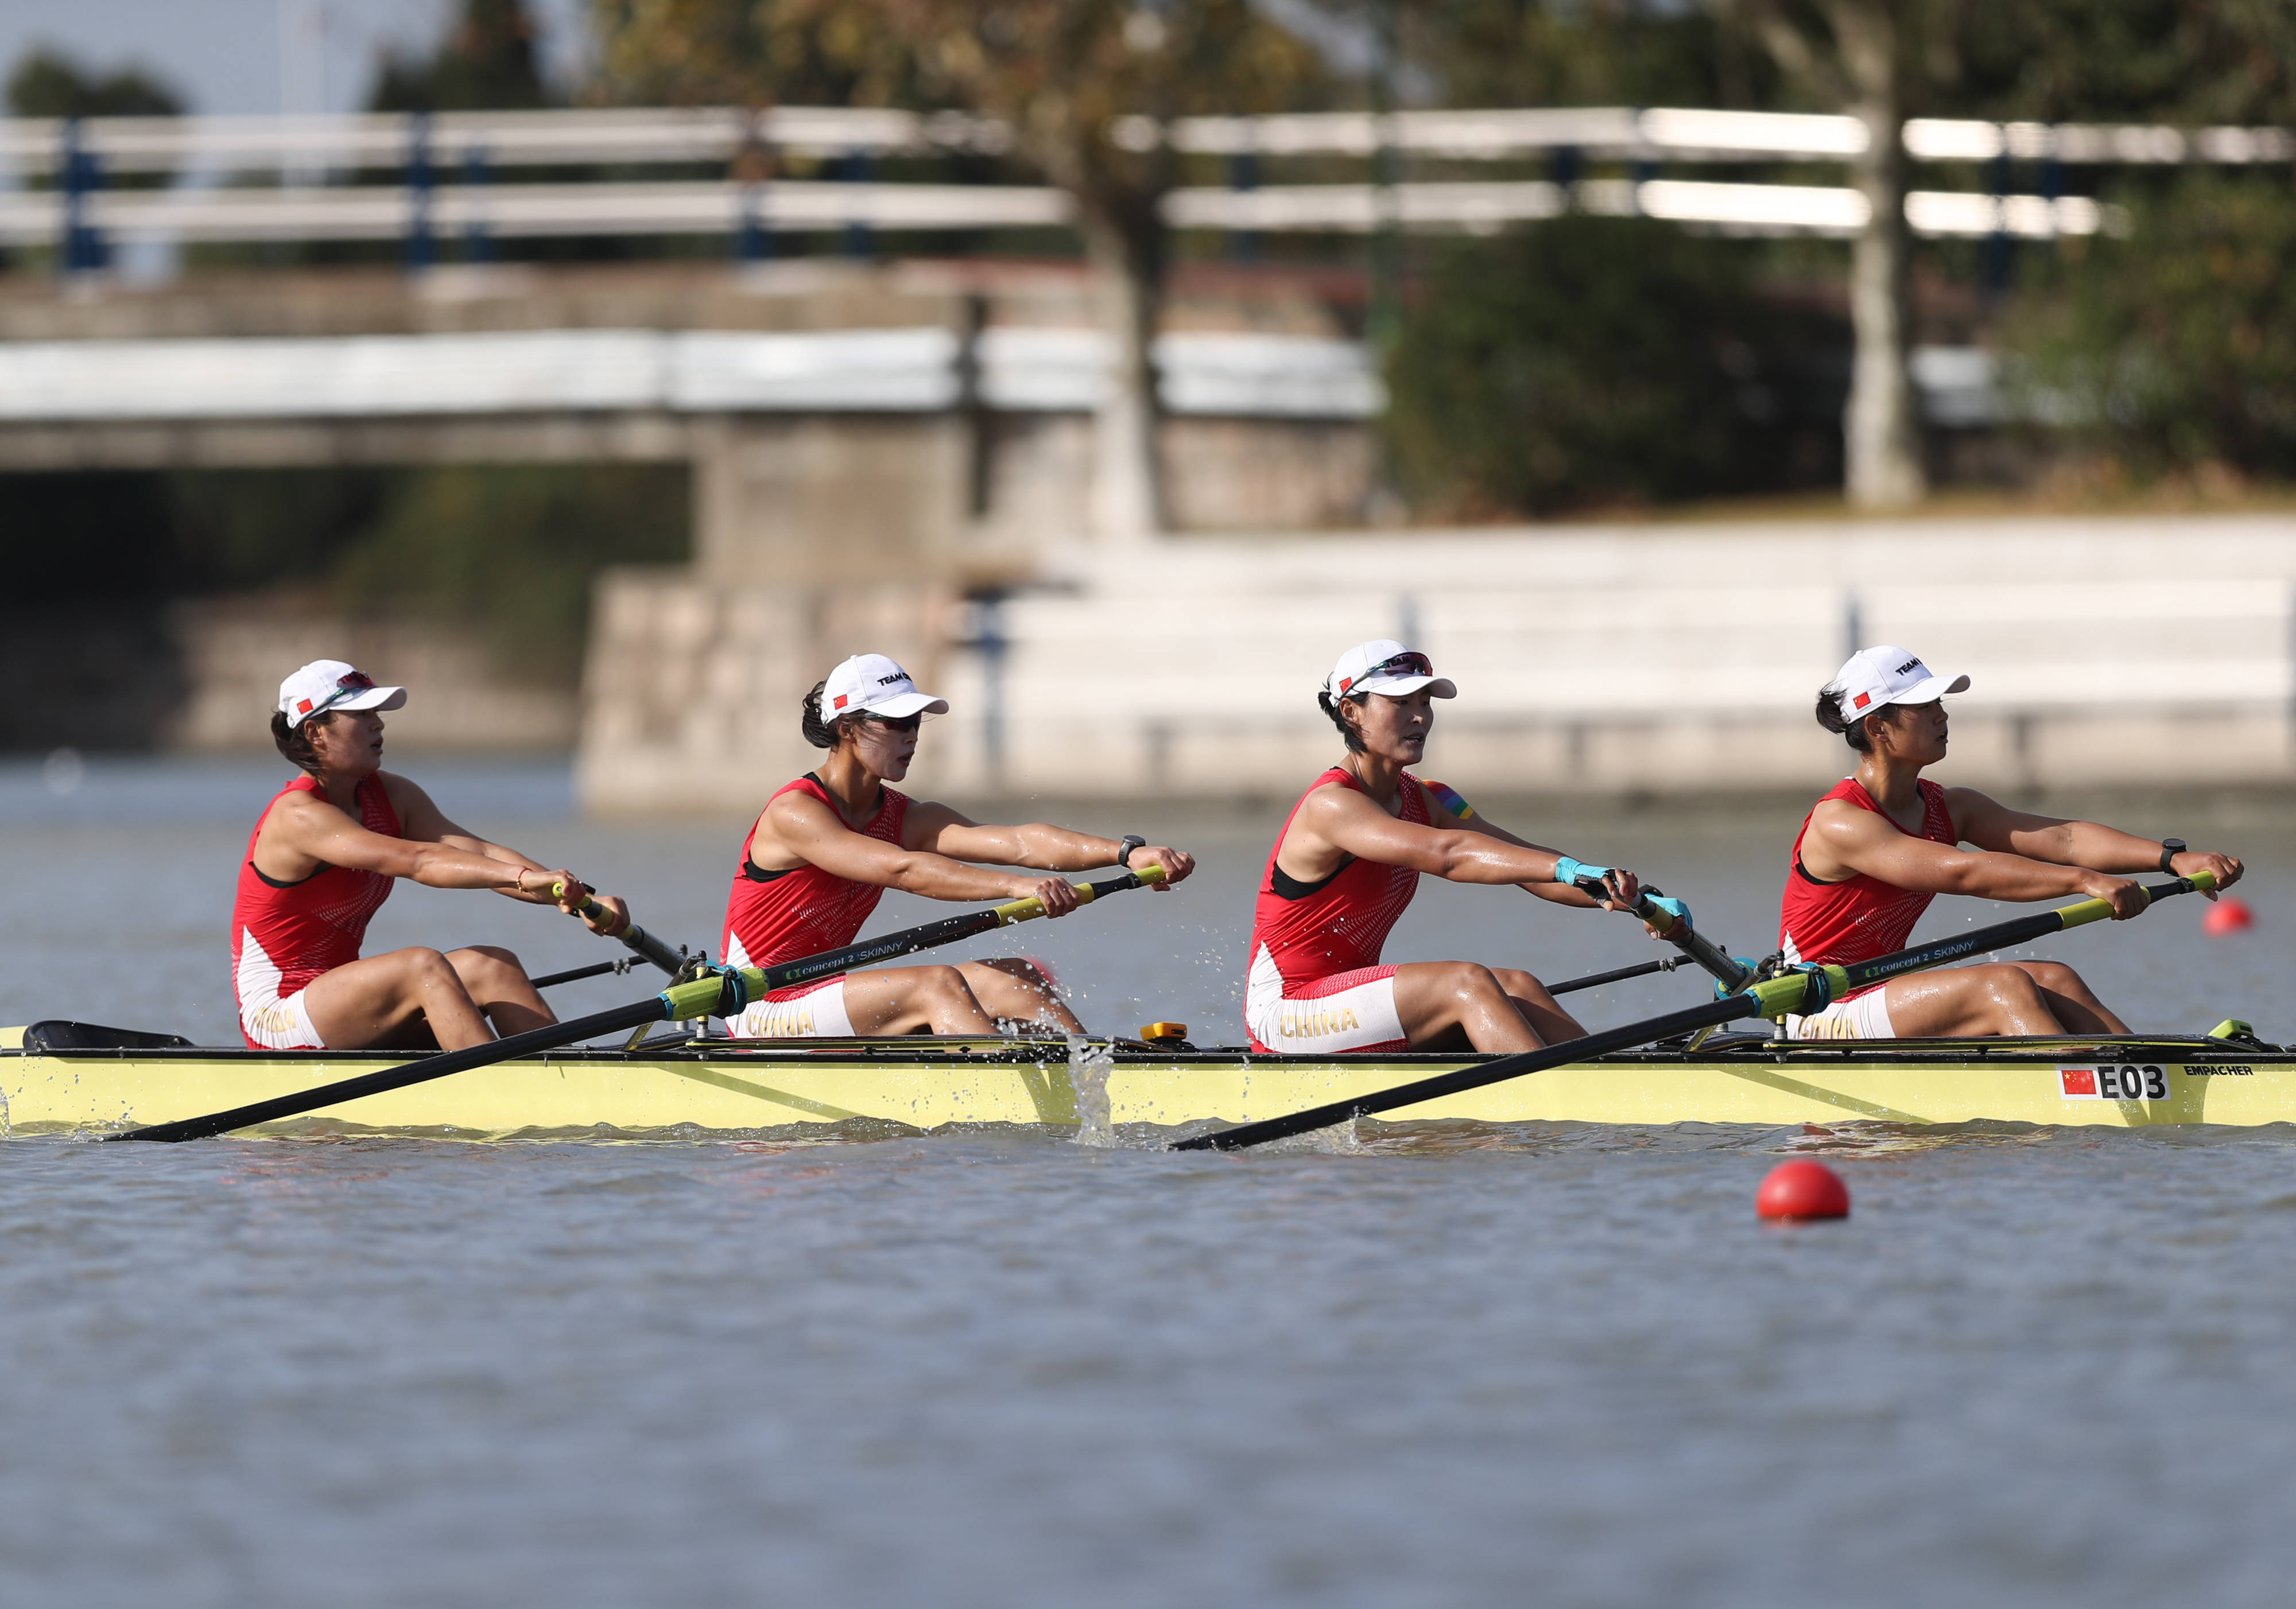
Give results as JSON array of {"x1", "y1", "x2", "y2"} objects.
[
  {"x1": 105, "y1": 865, "x2": 1167, "y2": 1145},
  {"x1": 1568, "y1": 878, "x2": 1752, "y2": 991},
  {"x1": 558, "y1": 888, "x2": 687, "y2": 977},
  {"x1": 1174, "y1": 869, "x2": 2217, "y2": 1153},
  {"x1": 1546, "y1": 955, "x2": 1686, "y2": 997},
  {"x1": 530, "y1": 958, "x2": 634, "y2": 990}
]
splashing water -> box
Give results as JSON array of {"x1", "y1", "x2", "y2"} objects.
[{"x1": 1066, "y1": 1036, "x2": 1117, "y2": 1146}]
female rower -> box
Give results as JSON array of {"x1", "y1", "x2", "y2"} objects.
[
  {"x1": 233, "y1": 660, "x2": 634, "y2": 1052},
  {"x1": 721, "y1": 652, "x2": 1194, "y2": 1039},
  {"x1": 1246, "y1": 639, "x2": 1656, "y2": 1056},
  {"x1": 1780, "y1": 644, "x2": 2244, "y2": 1039}
]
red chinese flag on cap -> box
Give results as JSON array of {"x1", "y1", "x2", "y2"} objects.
[
  {"x1": 1853, "y1": 693, "x2": 1871, "y2": 710},
  {"x1": 297, "y1": 698, "x2": 313, "y2": 714}
]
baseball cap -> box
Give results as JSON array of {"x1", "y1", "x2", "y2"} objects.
[
  {"x1": 278, "y1": 660, "x2": 407, "y2": 723},
  {"x1": 1829, "y1": 645, "x2": 1969, "y2": 721},
  {"x1": 1327, "y1": 639, "x2": 1457, "y2": 702},
  {"x1": 822, "y1": 653, "x2": 950, "y2": 721}
]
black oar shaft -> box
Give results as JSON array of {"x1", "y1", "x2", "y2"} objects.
[
  {"x1": 107, "y1": 865, "x2": 1169, "y2": 1145},
  {"x1": 1545, "y1": 957, "x2": 1678, "y2": 998},
  {"x1": 107, "y1": 994, "x2": 676, "y2": 1144},
  {"x1": 1174, "y1": 990, "x2": 1767, "y2": 1152},
  {"x1": 531, "y1": 960, "x2": 622, "y2": 990},
  {"x1": 1181, "y1": 873, "x2": 2210, "y2": 1153}
]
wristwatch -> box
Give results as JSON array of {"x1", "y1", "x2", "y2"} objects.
[
  {"x1": 1116, "y1": 834, "x2": 1147, "y2": 868},
  {"x1": 2159, "y1": 838, "x2": 2186, "y2": 874}
]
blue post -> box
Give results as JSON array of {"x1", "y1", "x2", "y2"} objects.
[
  {"x1": 60, "y1": 118, "x2": 108, "y2": 278},
  {"x1": 1983, "y1": 140, "x2": 2012, "y2": 293},
  {"x1": 840, "y1": 150, "x2": 875, "y2": 259},
  {"x1": 461, "y1": 142, "x2": 491, "y2": 263},
  {"x1": 404, "y1": 112, "x2": 435, "y2": 273},
  {"x1": 737, "y1": 182, "x2": 772, "y2": 263},
  {"x1": 1226, "y1": 149, "x2": 1261, "y2": 262}
]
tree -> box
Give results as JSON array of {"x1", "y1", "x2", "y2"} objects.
[
  {"x1": 6, "y1": 49, "x2": 183, "y2": 117},
  {"x1": 1717, "y1": 1, "x2": 1926, "y2": 508},
  {"x1": 591, "y1": 0, "x2": 1328, "y2": 542},
  {"x1": 371, "y1": 0, "x2": 554, "y2": 112}
]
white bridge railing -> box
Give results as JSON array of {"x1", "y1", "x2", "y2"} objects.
[{"x1": 2, "y1": 104, "x2": 2283, "y2": 262}]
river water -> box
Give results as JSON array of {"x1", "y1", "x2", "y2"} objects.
[{"x1": 2, "y1": 756, "x2": 2293, "y2": 1607}]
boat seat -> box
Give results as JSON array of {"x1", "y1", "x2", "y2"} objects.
[{"x1": 22, "y1": 1020, "x2": 196, "y2": 1052}]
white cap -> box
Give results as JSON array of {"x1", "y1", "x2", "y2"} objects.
[
  {"x1": 1829, "y1": 645, "x2": 1969, "y2": 722},
  {"x1": 278, "y1": 660, "x2": 406, "y2": 723},
  {"x1": 823, "y1": 653, "x2": 949, "y2": 721},
  {"x1": 1326, "y1": 639, "x2": 1457, "y2": 702}
]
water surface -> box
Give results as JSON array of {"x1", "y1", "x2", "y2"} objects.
[{"x1": 2, "y1": 758, "x2": 2291, "y2": 1606}]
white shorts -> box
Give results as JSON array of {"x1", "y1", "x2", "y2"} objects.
[
  {"x1": 727, "y1": 976, "x2": 855, "y2": 1040},
  {"x1": 239, "y1": 984, "x2": 325, "y2": 1051},
  {"x1": 1786, "y1": 986, "x2": 1896, "y2": 1041},
  {"x1": 1245, "y1": 945, "x2": 1409, "y2": 1055}
]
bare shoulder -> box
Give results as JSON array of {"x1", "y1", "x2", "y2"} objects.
[{"x1": 375, "y1": 769, "x2": 433, "y2": 814}]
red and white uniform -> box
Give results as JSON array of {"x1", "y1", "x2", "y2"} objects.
[
  {"x1": 1244, "y1": 767, "x2": 1434, "y2": 1054},
  {"x1": 231, "y1": 774, "x2": 401, "y2": 1050},
  {"x1": 1777, "y1": 776, "x2": 1956, "y2": 1040},
  {"x1": 719, "y1": 774, "x2": 911, "y2": 1039}
]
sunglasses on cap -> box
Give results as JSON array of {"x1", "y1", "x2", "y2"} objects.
[
  {"x1": 304, "y1": 671, "x2": 378, "y2": 721},
  {"x1": 1337, "y1": 651, "x2": 1434, "y2": 696}
]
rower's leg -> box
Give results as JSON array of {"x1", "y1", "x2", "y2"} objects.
[
  {"x1": 1490, "y1": 967, "x2": 1588, "y2": 1044},
  {"x1": 300, "y1": 946, "x2": 497, "y2": 1051},
  {"x1": 2011, "y1": 961, "x2": 2130, "y2": 1035},
  {"x1": 839, "y1": 965, "x2": 999, "y2": 1036},
  {"x1": 1880, "y1": 963, "x2": 2069, "y2": 1037},
  {"x1": 445, "y1": 946, "x2": 555, "y2": 1037},
  {"x1": 958, "y1": 958, "x2": 1084, "y2": 1034},
  {"x1": 1393, "y1": 962, "x2": 1544, "y2": 1054}
]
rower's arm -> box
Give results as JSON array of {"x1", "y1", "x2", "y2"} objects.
[
  {"x1": 375, "y1": 773, "x2": 625, "y2": 930},
  {"x1": 1949, "y1": 788, "x2": 2245, "y2": 890},
  {"x1": 769, "y1": 792, "x2": 1053, "y2": 905},
  {"x1": 906, "y1": 804, "x2": 1196, "y2": 888},
  {"x1": 260, "y1": 791, "x2": 553, "y2": 896},
  {"x1": 1308, "y1": 786, "x2": 1636, "y2": 899},
  {"x1": 1805, "y1": 798, "x2": 2138, "y2": 907},
  {"x1": 1407, "y1": 783, "x2": 1629, "y2": 910}
]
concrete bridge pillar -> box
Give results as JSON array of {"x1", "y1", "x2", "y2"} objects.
[{"x1": 579, "y1": 413, "x2": 975, "y2": 815}]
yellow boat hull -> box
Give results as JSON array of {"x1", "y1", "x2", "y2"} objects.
[{"x1": 2, "y1": 1028, "x2": 2288, "y2": 1138}]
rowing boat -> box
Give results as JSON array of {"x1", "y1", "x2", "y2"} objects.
[{"x1": 5, "y1": 1019, "x2": 2288, "y2": 1139}]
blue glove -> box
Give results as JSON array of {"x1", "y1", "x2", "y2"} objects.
[
  {"x1": 1553, "y1": 857, "x2": 1612, "y2": 893},
  {"x1": 1645, "y1": 895, "x2": 1690, "y2": 932}
]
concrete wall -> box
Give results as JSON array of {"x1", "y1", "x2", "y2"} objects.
[{"x1": 579, "y1": 514, "x2": 2296, "y2": 814}]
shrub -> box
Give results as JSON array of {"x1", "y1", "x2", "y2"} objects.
[
  {"x1": 1382, "y1": 215, "x2": 1835, "y2": 516},
  {"x1": 2006, "y1": 176, "x2": 2296, "y2": 479}
]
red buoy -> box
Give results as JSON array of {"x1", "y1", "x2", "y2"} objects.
[
  {"x1": 2202, "y1": 897, "x2": 2254, "y2": 938},
  {"x1": 1756, "y1": 1159, "x2": 1851, "y2": 1221}
]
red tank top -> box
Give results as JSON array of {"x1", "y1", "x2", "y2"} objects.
[
  {"x1": 1249, "y1": 767, "x2": 1431, "y2": 989},
  {"x1": 232, "y1": 774, "x2": 402, "y2": 1025},
  {"x1": 1777, "y1": 777, "x2": 1956, "y2": 1000},
  {"x1": 721, "y1": 774, "x2": 912, "y2": 981}
]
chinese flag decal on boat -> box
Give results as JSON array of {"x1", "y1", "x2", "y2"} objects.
[{"x1": 2060, "y1": 1067, "x2": 2100, "y2": 1098}]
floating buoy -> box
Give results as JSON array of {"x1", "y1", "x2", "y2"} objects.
[
  {"x1": 1756, "y1": 1159, "x2": 1851, "y2": 1221},
  {"x1": 2202, "y1": 897, "x2": 2254, "y2": 938}
]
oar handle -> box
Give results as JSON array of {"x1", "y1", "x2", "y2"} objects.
[
  {"x1": 991, "y1": 862, "x2": 1168, "y2": 924},
  {"x1": 551, "y1": 882, "x2": 686, "y2": 977}
]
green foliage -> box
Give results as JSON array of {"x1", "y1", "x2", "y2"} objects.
[
  {"x1": 1383, "y1": 216, "x2": 1839, "y2": 516},
  {"x1": 0, "y1": 464, "x2": 689, "y2": 687},
  {"x1": 370, "y1": 0, "x2": 553, "y2": 112},
  {"x1": 1411, "y1": 0, "x2": 1761, "y2": 111},
  {"x1": 327, "y1": 465, "x2": 689, "y2": 685},
  {"x1": 5, "y1": 48, "x2": 183, "y2": 117},
  {"x1": 2005, "y1": 176, "x2": 2296, "y2": 479}
]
